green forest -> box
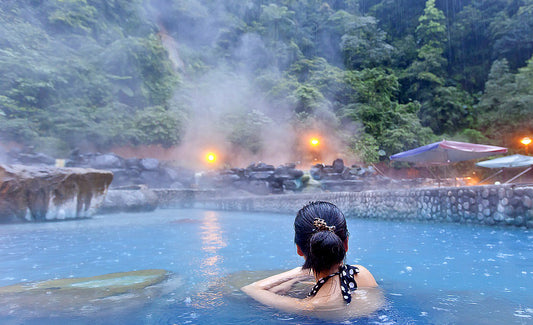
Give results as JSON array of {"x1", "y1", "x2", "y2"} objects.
[{"x1": 0, "y1": 0, "x2": 532, "y2": 162}]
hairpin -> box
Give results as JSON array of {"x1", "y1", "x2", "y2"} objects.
[{"x1": 313, "y1": 218, "x2": 336, "y2": 232}]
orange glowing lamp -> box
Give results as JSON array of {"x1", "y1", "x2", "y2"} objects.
[
  {"x1": 310, "y1": 138, "x2": 320, "y2": 147},
  {"x1": 521, "y1": 136, "x2": 532, "y2": 155},
  {"x1": 206, "y1": 152, "x2": 217, "y2": 164}
]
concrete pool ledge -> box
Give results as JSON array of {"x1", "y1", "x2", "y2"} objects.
[{"x1": 153, "y1": 184, "x2": 533, "y2": 228}]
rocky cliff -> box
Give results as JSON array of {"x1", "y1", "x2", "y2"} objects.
[{"x1": 0, "y1": 164, "x2": 113, "y2": 222}]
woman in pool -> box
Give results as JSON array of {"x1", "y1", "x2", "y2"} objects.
[{"x1": 242, "y1": 201, "x2": 381, "y2": 318}]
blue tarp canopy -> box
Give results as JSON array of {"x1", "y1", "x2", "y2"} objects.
[
  {"x1": 390, "y1": 140, "x2": 507, "y2": 165},
  {"x1": 476, "y1": 154, "x2": 533, "y2": 168}
]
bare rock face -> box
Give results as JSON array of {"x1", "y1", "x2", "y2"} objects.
[{"x1": 0, "y1": 164, "x2": 113, "y2": 222}]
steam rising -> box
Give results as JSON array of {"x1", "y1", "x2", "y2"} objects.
[
  {"x1": 147, "y1": 2, "x2": 354, "y2": 168},
  {"x1": 0, "y1": 1, "x2": 357, "y2": 168}
]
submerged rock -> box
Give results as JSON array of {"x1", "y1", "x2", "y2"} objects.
[
  {"x1": 0, "y1": 269, "x2": 168, "y2": 296},
  {"x1": 0, "y1": 164, "x2": 113, "y2": 222},
  {"x1": 0, "y1": 269, "x2": 175, "y2": 318}
]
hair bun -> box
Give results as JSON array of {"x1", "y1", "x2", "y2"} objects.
[{"x1": 313, "y1": 218, "x2": 336, "y2": 232}]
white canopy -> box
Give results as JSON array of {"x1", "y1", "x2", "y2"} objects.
[{"x1": 476, "y1": 154, "x2": 533, "y2": 168}]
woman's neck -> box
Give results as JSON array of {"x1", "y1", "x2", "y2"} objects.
[{"x1": 314, "y1": 263, "x2": 342, "y2": 281}]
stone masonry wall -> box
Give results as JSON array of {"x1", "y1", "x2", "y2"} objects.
[{"x1": 189, "y1": 184, "x2": 533, "y2": 228}]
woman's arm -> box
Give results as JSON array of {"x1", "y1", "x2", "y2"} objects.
[
  {"x1": 248, "y1": 267, "x2": 310, "y2": 290},
  {"x1": 241, "y1": 267, "x2": 314, "y2": 312},
  {"x1": 267, "y1": 276, "x2": 302, "y2": 295}
]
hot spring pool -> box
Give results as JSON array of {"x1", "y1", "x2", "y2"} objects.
[{"x1": 0, "y1": 209, "x2": 532, "y2": 324}]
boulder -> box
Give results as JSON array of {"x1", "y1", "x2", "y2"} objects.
[
  {"x1": 274, "y1": 165, "x2": 303, "y2": 180},
  {"x1": 214, "y1": 173, "x2": 241, "y2": 183},
  {"x1": 124, "y1": 158, "x2": 141, "y2": 169},
  {"x1": 91, "y1": 153, "x2": 124, "y2": 169},
  {"x1": 0, "y1": 164, "x2": 113, "y2": 222},
  {"x1": 139, "y1": 170, "x2": 162, "y2": 187},
  {"x1": 16, "y1": 152, "x2": 56, "y2": 165},
  {"x1": 245, "y1": 180, "x2": 270, "y2": 195},
  {"x1": 283, "y1": 179, "x2": 302, "y2": 191},
  {"x1": 248, "y1": 162, "x2": 275, "y2": 172},
  {"x1": 288, "y1": 168, "x2": 304, "y2": 178},
  {"x1": 332, "y1": 158, "x2": 344, "y2": 173},
  {"x1": 341, "y1": 167, "x2": 352, "y2": 180},
  {"x1": 249, "y1": 171, "x2": 274, "y2": 180},
  {"x1": 111, "y1": 168, "x2": 141, "y2": 187},
  {"x1": 139, "y1": 158, "x2": 160, "y2": 170},
  {"x1": 310, "y1": 164, "x2": 324, "y2": 180},
  {"x1": 98, "y1": 188, "x2": 159, "y2": 214}
]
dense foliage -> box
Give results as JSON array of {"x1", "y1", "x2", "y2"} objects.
[{"x1": 0, "y1": 0, "x2": 532, "y2": 161}]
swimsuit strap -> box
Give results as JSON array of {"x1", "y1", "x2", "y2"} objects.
[
  {"x1": 307, "y1": 271, "x2": 340, "y2": 297},
  {"x1": 307, "y1": 264, "x2": 359, "y2": 304}
]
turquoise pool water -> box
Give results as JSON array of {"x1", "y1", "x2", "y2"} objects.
[{"x1": 0, "y1": 209, "x2": 532, "y2": 324}]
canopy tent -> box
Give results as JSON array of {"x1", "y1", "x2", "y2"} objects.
[
  {"x1": 390, "y1": 140, "x2": 507, "y2": 164},
  {"x1": 476, "y1": 154, "x2": 533, "y2": 184},
  {"x1": 476, "y1": 154, "x2": 533, "y2": 168}
]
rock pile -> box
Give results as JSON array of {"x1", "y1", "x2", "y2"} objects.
[
  {"x1": 4, "y1": 148, "x2": 195, "y2": 189},
  {"x1": 5, "y1": 147, "x2": 55, "y2": 165},
  {"x1": 66, "y1": 150, "x2": 195, "y2": 189},
  {"x1": 198, "y1": 162, "x2": 304, "y2": 195},
  {"x1": 310, "y1": 158, "x2": 396, "y2": 191},
  {"x1": 5, "y1": 147, "x2": 415, "y2": 195}
]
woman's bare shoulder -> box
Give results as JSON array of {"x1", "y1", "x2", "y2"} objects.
[{"x1": 353, "y1": 264, "x2": 378, "y2": 287}]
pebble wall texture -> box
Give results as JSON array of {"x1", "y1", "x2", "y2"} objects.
[{"x1": 188, "y1": 184, "x2": 533, "y2": 228}]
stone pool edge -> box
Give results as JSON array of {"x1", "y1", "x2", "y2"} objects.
[{"x1": 153, "y1": 184, "x2": 533, "y2": 228}]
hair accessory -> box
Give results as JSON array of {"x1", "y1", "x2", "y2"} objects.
[{"x1": 313, "y1": 218, "x2": 336, "y2": 232}]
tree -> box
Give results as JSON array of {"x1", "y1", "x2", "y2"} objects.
[
  {"x1": 448, "y1": 1, "x2": 507, "y2": 92},
  {"x1": 477, "y1": 59, "x2": 514, "y2": 113},
  {"x1": 403, "y1": 0, "x2": 447, "y2": 103},
  {"x1": 418, "y1": 85, "x2": 474, "y2": 135},
  {"x1": 342, "y1": 68, "x2": 434, "y2": 160},
  {"x1": 399, "y1": 0, "x2": 476, "y2": 136},
  {"x1": 367, "y1": 0, "x2": 426, "y2": 40},
  {"x1": 0, "y1": 1, "x2": 181, "y2": 150},
  {"x1": 490, "y1": 2, "x2": 533, "y2": 69},
  {"x1": 134, "y1": 106, "x2": 185, "y2": 148},
  {"x1": 340, "y1": 15, "x2": 393, "y2": 69},
  {"x1": 477, "y1": 55, "x2": 533, "y2": 146}
]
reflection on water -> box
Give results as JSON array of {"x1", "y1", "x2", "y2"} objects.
[
  {"x1": 202, "y1": 255, "x2": 221, "y2": 268},
  {"x1": 200, "y1": 211, "x2": 227, "y2": 275},
  {"x1": 200, "y1": 211, "x2": 227, "y2": 254},
  {"x1": 194, "y1": 211, "x2": 228, "y2": 308}
]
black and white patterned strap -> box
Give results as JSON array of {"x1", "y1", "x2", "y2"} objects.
[{"x1": 307, "y1": 264, "x2": 359, "y2": 304}]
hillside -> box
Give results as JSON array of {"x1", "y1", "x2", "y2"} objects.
[{"x1": 0, "y1": 0, "x2": 532, "y2": 164}]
